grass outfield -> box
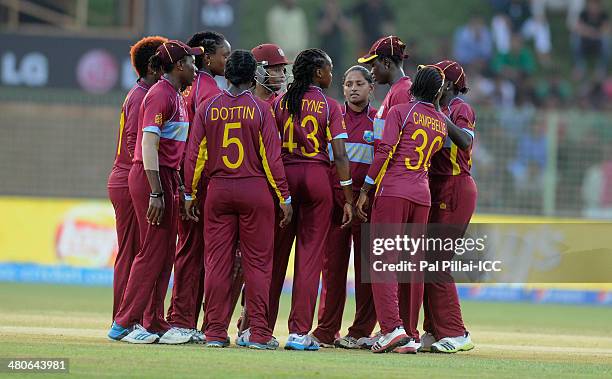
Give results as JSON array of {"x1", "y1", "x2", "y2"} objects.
[{"x1": 1, "y1": 283, "x2": 611, "y2": 378}]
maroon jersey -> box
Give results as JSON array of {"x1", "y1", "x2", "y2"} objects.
[
  {"x1": 108, "y1": 81, "x2": 151, "y2": 188},
  {"x1": 366, "y1": 101, "x2": 447, "y2": 206},
  {"x1": 274, "y1": 86, "x2": 348, "y2": 165},
  {"x1": 133, "y1": 77, "x2": 189, "y2": 170},
  {"x1": 330, "y1": 103, "x2": 377, "y2": 191},
  {"x1": 184, "y1": 90, "x2": 290, "y2": 204},
  {"x1": 184, "y1": 70, "x2": 222, "y2": 121},
  {"x1": 429, "y1": 97, "x2": 476, "y2": 176},
  {"x1": 372, "y1": 76, "x2": 412, "y2": 142}
]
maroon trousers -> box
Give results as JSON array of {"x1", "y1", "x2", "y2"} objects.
[
  {"x1": 424, "y1": 175, "x2": 477, "y2": 340},
  {"x1": 108, "y1": 184, "x2": 140, "y2": 321},
  {"x1": 203, "y1": 177, "x2": 274, "y2": 344},
  {"x1": 313, "y1": 189, "x2": 376, "y2": 344},
  {"x1": 167, "y1": 182, "x2": 206, "y2": 329},
  {"x1": 370, "y1": 196, "x2": 429, "y2": 339},
  {"x1": 114, "y1": 164, "x2": 178, "y2": 333},
  {"x1": 269, "y1": 163, "x2": 333, "y2": 335}
]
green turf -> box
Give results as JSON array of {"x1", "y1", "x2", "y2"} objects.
[{"x1": 1, "y1": 283, "x2": 611, "y2": 378}]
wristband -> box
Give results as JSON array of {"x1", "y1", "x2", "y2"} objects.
[
  {"x1": 340, "y1": 178, "x2": 353, "y2": 187},
  {"x1": 149, "y1": 192, "x2": 164, "y2": 199},
  {"x1": 360, "y1": 187, "x2": 370, "y2": 193}
]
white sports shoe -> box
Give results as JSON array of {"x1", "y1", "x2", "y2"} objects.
[
  {"x1": 431, "y1": 332, "x2": 474, "y2": 353},
  {"x1": 108, "y1": 322, "x2": 158, "y2": 344},
  {"x1": 371, "y1": 327, "x2": 409, "y2": 353},
  {"x1": 393, "y1": 338, "x2": 421, "y2": 354},
  {"x1": 174, "y1": 328, "x2": 206, "y2": 344},
  {"x1": 158, "y1": 327, "x2": 192, "y2": 345},
  {"x1": 357, "y1": 331, "x2": 382, "y2": 350},
  {"x1": 419, "y1": 332, "x2": 436, "y2": 352}
]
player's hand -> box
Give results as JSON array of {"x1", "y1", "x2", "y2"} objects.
[
  {"x1": 279, "y1": 203, "x2": 293, "y2": 228},
  {"x1": 341, "y1": 202, "x2": 353, "y2": 229},
  {"x1": 147, "y1": 196, "x2": 165, "y2": 226},
  {"x1": 185, "y1": 198, "x2": 200, "y2": 222},
  {"x1": 356, "y1": 192, "x2": 369, "y2": 222},
  {"x1": 232, "y1": 244, "x2": 243, "y2": 281}
]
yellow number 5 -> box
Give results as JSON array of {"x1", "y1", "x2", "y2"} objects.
[{"x1": 222, "y1": 122, "x2": 244, "y2": 169}]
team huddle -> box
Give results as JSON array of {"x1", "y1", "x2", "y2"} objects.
[{"x1": 106, "y1": 31, "x2": 477, "y2": 354}]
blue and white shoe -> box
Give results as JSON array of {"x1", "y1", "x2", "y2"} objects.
[
  {"x1": 285, "y1": 333, "x2": 320, "y2": 351},
  {"x1": 158, "y1": 327, "x2": 192, "y2": 345},
  {"x1": 107, "y1": 322, "x2": 158, "y2": 344},
  {"x1": 175, "y1": 327, "x2": 206, "y2": 344},
  {"x1": 236, "y1": 328, "x2": 278, "y2": 350},
  {"x1": 206, "y1": 338, "x2": 230, "y2": 348},
  {"x1": 236, "y1": 328, "x2": 250, "y2": 347}
]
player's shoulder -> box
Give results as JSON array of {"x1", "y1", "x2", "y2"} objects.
[
  {"x1": 450, "y1": 97, "x2": 475, "y2": 119},
  {"x1": 197, "y1": 91, "x2": 224, "y2": 117}
]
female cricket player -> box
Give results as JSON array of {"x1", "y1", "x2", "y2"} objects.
[
  {"x1": 312, "y1": 65, "x2": 378, "y2": 349},
  {"x1": 353, "y1": 35, "x2": 414, "y2": 350},
  {"x1": 269, "y1": 48, "x2": 354, "y2": 351},
  {"x1": 234, "y1": 43, "x2": 290, "y2": 346},
  {"x1": 356, "y1": 66, "x2": 448, "y2": 354},
  {"x1": 183, "y1": 49, "x2": 292, "y2": 349},
  {"x1": 421, "y1": 60, "x2": 476, "y2": 354},
  {"x1": 108, "y1": 40, "x2": 202, "y2": 345},
  {"x1": 168, "y1": 31, "x2": 230, "y2": 343},
  {"x1": 357, "y1": 36, "x2": 412, "y2": 145},
  {"x1": 108, "y1": 35, "x2": 167, "y2": 320}
]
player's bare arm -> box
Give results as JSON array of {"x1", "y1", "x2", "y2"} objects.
[
  {"x1": 445, "y1": 117, "x2": 473, "y2": 150},
  {"x1": 142, "y1": 132, "x2": 164, "y2": 226},
  {"x1": 331, "y1": 138, "x2": 354, "y2": 228}
]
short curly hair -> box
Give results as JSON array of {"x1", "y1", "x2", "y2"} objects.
[{"x1": 130, "y1": 36, "x2": 168, "y2": 78}]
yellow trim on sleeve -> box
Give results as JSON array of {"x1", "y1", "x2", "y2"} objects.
[
  {"x1": 192, "y1": 137, "x2": 208, "y2": 199},
  {"x1": 259, "y1": 132, "x2": 285, "y2": 203}
]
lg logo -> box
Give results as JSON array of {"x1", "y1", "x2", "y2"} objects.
[{"x1": 1, "y1": 52, "x2": 48, "y2": 86}]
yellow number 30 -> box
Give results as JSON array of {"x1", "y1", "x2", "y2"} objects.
[
  {"x1": 405, "y1": 129, "x2": 443, "y2": 171},
  {"x1": 222, "y1": 122, "x2": 244, "y2": 169}
]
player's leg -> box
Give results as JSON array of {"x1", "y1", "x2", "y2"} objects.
[
  {"x1": 167, "y1": 183, "x2": 205, "y2": 331},
  {"x1": 228, "y1": 243, "x2": 245, "y2": 329},
  {"x1": 203, "y1": 178, "x2": 238, "y2": 347},
  {"x1": 428, "y1": 176, "x2": 477, "y2": 353},
  {"x1": 111, "y1": 165, "x2": 184, "y2": 344},
  {"x1": 395, "y1": 201, "x2": 429, "y2": 354},
  {"x1": 344, "y1": 198, "x2": 377, "y2": 345},
  {"x1": 268, "y1": 164, "x2": 300, "y2": 332},
  {"x1": 236, "y1": 177, "x2": 275, "y2": 349},
  {"x1": 286, "y1": 163, "x2": 332, "y2": 351},
  {"x1": 368, "y1": 196, "x2": 410, "y2": 353},
  {"x1": 313, "y1": 188, "x2": 351, "y2": 347},
  {"x1": 143, "y1": 172, "x2": 189, "y2": 344},
  {"x1": 108, "y1": 185, "x2": 140, "y2": 321}
]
